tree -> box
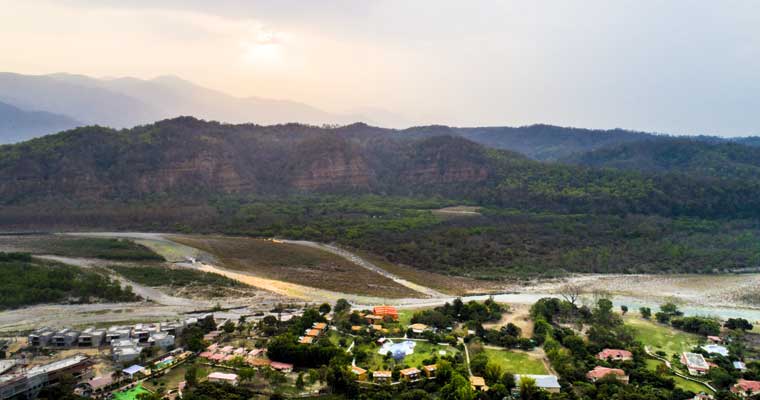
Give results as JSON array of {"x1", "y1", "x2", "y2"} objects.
[
  {"x1": 185, "y1": 365, "x2": 198, "y2": 388},
  {"x1": 296, "y1": 372, "x2": 305, "y2": 389},
  {"x1": 639, "y1": 307, "x2": 652, "y2": 319},
  {"x1": 334, "y1": 298, "x2": 351, "y2": 314},
  {"x1": 620, "y1": 305, "x2": 628, "y2": 315},
  {"x1": 222, "y1": 320, "x2": 235, "y2": 333},
  {"x1": 440, "y1": 373, "x2": 475, "y2": 400},
  {"x1": 484, "y1": 362, "x2": 503, "y2": 385},
  {"x1": 319, "y1": 303, "x2": 332, "y2": 315},
  {"x1": 518, "y1": 376, "x2": 545, "y2": 400},
  {"x1": 559, "y1": 283, "x2": 582, "y2": 306},
  {"x1": 725, "y1": 318, "x2": 753, "y2": 331},
  {"x1": 238, "y1": 367, "x2": 255, "y2": 382}
]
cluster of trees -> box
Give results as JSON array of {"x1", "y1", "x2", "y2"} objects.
[
  {"x1": 645, "y1": 303, "x2": 722, "y2": 336},
  {"x1": 0, "y1": 252, "x2": 139, "y2": 309},
  {"x1": 411, "y1": 297, "x2": 505, "y2": 329}
]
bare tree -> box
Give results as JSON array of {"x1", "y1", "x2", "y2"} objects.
[{"x1": 559, "y1": 283, "x2": 582, "y2": 305}]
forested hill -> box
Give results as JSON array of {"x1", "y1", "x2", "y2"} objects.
[
  {"x1": 2, "y1": 117, "x2": 760, "y2": 220},
  {"x1": 563, "y1": 138, "x2": 760, "y2": 180}
]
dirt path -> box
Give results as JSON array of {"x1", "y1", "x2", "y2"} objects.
[{"x1": 281, "y1": 240, "x2": 446, "y2": 298}]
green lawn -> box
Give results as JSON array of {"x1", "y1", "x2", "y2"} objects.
[
  {"x1": 357, "y1": 340, "x2": 456, "y2": 371},
  {"x1": 483, "y1": 348, "x2": 547, "y2": 375},
  {"x1": 626, "y1": 316, "x2": 699, "y2": 357},
  {"x1": 113, "y1": 383, "x2": 151, "y2": 400},
  {"x1": 645, "y1": 359, "x2": 712, "y2": 393}
]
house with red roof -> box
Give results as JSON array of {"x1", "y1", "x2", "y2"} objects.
[
  {"x1": 596, "y1": 349, "x2": 633, "y2": 361},
  {"x1": 586, "y1": 366, "x2": 629, "y2": 384},
  {"x1": 732, "y1": 379, "x2": 760, "y2": 397},
  {"x1": 372, "y1": 306, "x2": 399, "y2": 321}
]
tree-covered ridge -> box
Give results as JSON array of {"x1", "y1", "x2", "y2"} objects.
[
  {"x1": 564, "y1": 138, "x2": 760, "y2": 181},
  {"x1": 0, "y1": 252, "x2": 139, "y2": 309}
]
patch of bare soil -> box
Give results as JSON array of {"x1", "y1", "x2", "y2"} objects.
[{"x1": 482, "y1": 303, "x2": 534, "y2": 337}]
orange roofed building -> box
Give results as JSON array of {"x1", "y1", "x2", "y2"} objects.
[{"x1": 372, "y1": 306, "x2": 399, "y2": 321}]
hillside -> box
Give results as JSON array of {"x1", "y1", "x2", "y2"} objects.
[
  {"x1": 0, "y1": 101, "x2": 80, "y2": 143},
  {"x1": 563, "y1": 138, "x2": 760, "y2": 180}
]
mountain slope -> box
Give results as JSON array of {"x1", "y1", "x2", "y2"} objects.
[
  {"x1": 2, "y1": 117, "x2": 759, "y2": 220},
  {"x1": 563, "y1": 138, "x2": 760, "y2": 181},
  {"x1": 0, "y1": 101, "x2": 80, "y2": 143}
]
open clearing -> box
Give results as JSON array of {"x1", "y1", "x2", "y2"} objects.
[
  {"x1": 626, "y1": 316, "x2": 700, "y2": 357},
  {"x1": 171, "y1": 235, "x2": 420, "y2": 299},
  {"x1": 482, "y1": 303, "x2": 534, "y2": 338},
  {"x1": 482, "y1": 348, "x2": 548, "y2": 375},
  {"x1": 645, "y1": 359, "x2": 710, "y2": 393}
]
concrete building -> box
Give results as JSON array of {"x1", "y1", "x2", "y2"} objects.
[
  {"x1": 28, "y1": 328, "x2": 55, "y2": 347},
  {"x1": 681, "y1": 352, "x2": 710, "y2": 376},
  {"x1": 148, "y1": 332, "x2": 175, "y2": 350},
  {"x1": 51, "y1": 329, "x2": 80, "y2": 348},
  {"x1": 208, "y1": 372, "x2": 239, "y2": 386},
  {"x1": 78, "y1": 328, "x2": 106, "y2": 347},
  {"x1": 105, "y1": 327, "x2": 132, "y2": 344},
  {"x1": 112, "y1": 338, "x2": 142, "y2": 364},
  {"x1": 0, "y1": 355, "x2": 91, "y2": 400}
]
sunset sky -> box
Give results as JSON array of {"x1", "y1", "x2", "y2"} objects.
[{"x1": 2, "y1": 0, "x2": 759, "y2": 135}]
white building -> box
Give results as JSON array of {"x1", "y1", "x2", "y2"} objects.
[{"x1": 207, "y1": 372, "x2": 238, "y2": 386}]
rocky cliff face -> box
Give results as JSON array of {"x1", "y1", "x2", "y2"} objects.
[{"x1": 0, "y1": 117, "x2": 498, "y2": 204}]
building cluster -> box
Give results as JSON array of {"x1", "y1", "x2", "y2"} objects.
[
  {"x1": 298, "y1": 322, "x2": 327, "y2": 344},
  {"x1": 28, "y1": 317, "x2": 198, "y2": 364},
  {"x1": 199, "y1": 343, "x2": 293, "y2": 373}
]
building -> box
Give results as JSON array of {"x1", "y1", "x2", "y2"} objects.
[
  {"x1": 423, "y1": 364, "x2": 437, "y2": 378},
  {"x1": 732, "y1": 379, "x2": 760, "y2": 397},
  {"x1": 148, "y1": 332, "x2": 175, "y2": 349},
  {"x1": 701, "y1": 344, "x2": 729, "y2": 357},
  {"x1": 372, "y1": 306, "x2": 399, "y2": 321},
  {"x1": 105, "y1": 327, "x2": 132, "y2": 344},
  {"x1": 409, "y1": 323, "x2": 429, "y2": 334},
  {"x1": 514, "y1": 375, "x2": 561, "y2": 394},
  {"x1": 51, "y1": 329, "x2": 80, "y2": 348},
  {"x1": 596, "y1": 348, "x2": 633, "y2": 362},
  {"x1": 470, "y1": 376, "x2": 488, "y2": 391},
  {"x1": 28, "y1": 328, "x2": 54, "y2": 347},
  {"x1": 305, "y1": 328, "x2": 322, "y2": 338},
  {"x1": 692, "y1": 393, "x2": 714, "y2": 400},
  {"x1": 112, "y1": 338, "x2": 142, "y2": 364},
  {"x1": 373, "y1": 370, "x2": 392, "y2": 384},
  {"x1": 400, "y1": 367, "x2": 421, "y2": 381},
  {"x1": 208, "y1": 372, "x2": 239, "y2": 386},
  {"x1": 313, "y1": 322, "x2": 328, "y2": 331},
  {"x1": 707, "y1": 336, "x2": 723, "y2": 344},
  {"x1": 78, "y1": 328, "x2": 106, "y2": 347},
  {"x1": 351, "y1": 325, "x2": 362, "y2": 333},
  {"x1": 351, "y1": 365, "x2": 367, "y2": 381},
  {"x1": 681, "y1": 352, "x2": 710, "y2": 376},
  {"x1": 586, "y1": 366, "x2": 629, "y2": 384},
  {"x1": 0, "y1": 355, "x2": 92, "y2": 400},
  {"x1": 734, "y1": 361, "x2": 747, "y2": 371},
  {"x1": 123, "y1": 365, "x2": 145, "y2": 380},
  {"x1": 271, "y1": 362, "x2": 294, "y2": 373},
  {"x1": 298, "y1": 336, "x2": 314, "y2": 344}
]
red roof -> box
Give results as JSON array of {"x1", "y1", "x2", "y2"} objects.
[
  {"x1": 199, "y1": 352, "x2": 213, "y2": 359},
  {"x1": 586, "y1": 366, "x2": 626, "y2": 380},
  {"x1": 597, "y1": 349, "x2": 633, "y2": 360},
  {"x1": 271, "y1": 361, "x2": 294, "y2": 370},
  {"x1": 372, "y1": 306, "x2": 399, "y2": 318},
  {"x1": 733, "y1": 379, "x2": 760, "y2": 394}
]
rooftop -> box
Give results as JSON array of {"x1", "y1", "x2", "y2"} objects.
[{"x1": 515, "y1": 374, "x2": 561, "y2": 389}]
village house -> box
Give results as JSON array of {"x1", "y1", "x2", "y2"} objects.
[
  {"x1": 692, "y1": 392, "x2": 714, "y2": 400},
  {"x1": 732, "y1": 379, "x2": 760, "y2": 397},
  {"x1": 305, "y1": 328, "x2": 322, "y2": 338},
  {"x1": 372, "y1": 306, "x2": 399, "y2": 321},
  {"x1": 373, "y1": 370, "x2": 392, "y2": 384},
  {"x1": 734, "y1": 361, "x2": 747, "y2": 371},
  {"x1": 77, "y1": 328, "x2": 106, "y2": 347},
  {"x1": 351, "y1": 325, "x2": 362, "y2": 333},
  {"x1": 681, "y1": 352, "x2": 710, "y2": 376},
  {"x1": 707, "y1": 336, "x2": 723, "y2": 344},
  {"x1": 400, "y1": 367, "x2": 421, "y2": 381},
  {"x1": 514, "y1": 375, "x2": 561, "y2": 394},
  {"x1": 351, "y1": 365, "x2": 367, "y2": 381},
  {"x1": 596, "y1": 348, "x2": 633, "y2": 362},
  {"x1": 271, "y1": 361, "x2": 294, "y2": 373},
  {"x1": 208, "y1": 372, "x2": 239, "y2": 386},
  {"x1": 470, "y1": 376, "x2": 488, "y2": 391},
  {"x1": 423, "y1": 364, "x2": 437, "y2": 378},
  {"x1": 298, "y1": 336, "x2": 314, "y2": 344},
  {"x1": 586, "y1": 366, "x2": 629, "y2": 384}
]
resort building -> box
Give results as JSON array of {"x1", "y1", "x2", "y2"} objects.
[
  {"x1": 700, "y1": 344, "x2": 729, "y2": 357},
  {"x1": 208, "y1": 372, "x2": 239, "y2": 386},
  {"x1": 0, "y1": 355, "x2": 92, "y2": 400},
  {"x1": 373, "y1": 370, "x2": 392, "y2": 384},
  {"x1": 470, "y1": 376, "x2": 488, "y2": 391},
  {"x1": 351, "y1": 365, "x2": 367, "y2": 381},
  {"x1": 586, "y1": 366, "x2": 629, "y2": 384},
  {"x1": 400, "y1": 367, "x2": 421, "y2": 381},
  {"x1": 372, "y1": 306, "x2": 399, "y2": 321},
  {"x1": 681, "y1": 352, "x2": 710, "y2": 376},
  {"x1": 423, "y1": 364, "x2": 437, "y2": 378},
  {"x1": 514, "y1": 375, "x2": 561, "y2": 394},
  {"x1": 596, "y1": 348, "x2": 633, "y2": 362},
  {"x1": 732, "y1": 379, "x2": 760, "y2": 397}
]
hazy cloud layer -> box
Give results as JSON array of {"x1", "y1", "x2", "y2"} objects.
[{"x1": 1, "y1": 0, "x2": 759, "y2": 135}]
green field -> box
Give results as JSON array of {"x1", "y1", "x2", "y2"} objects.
[
  {"x1": 626, "y1": 316, "x2": 699, "y2": 357},
  {"x1": 645, "y1": 359, "x2": 712, "y2": 393},
  {"x1": 113, "y1": 383, "x2": 151, "y2": 400},
  {"x1": 483, "y1": 348, "x2": 548, "y2": 375}
]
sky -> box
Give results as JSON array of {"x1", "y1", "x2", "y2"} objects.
[{"x1": 1, "y1": 0, "x2": 759, "y2": 136}]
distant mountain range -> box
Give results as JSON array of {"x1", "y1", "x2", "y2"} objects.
[
  {"x1": 0, "y1": 101, "x2": 80, "y2": 143},
  {"x1": 0, "y1": 72, "x2": 408, "y2": 143}
]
